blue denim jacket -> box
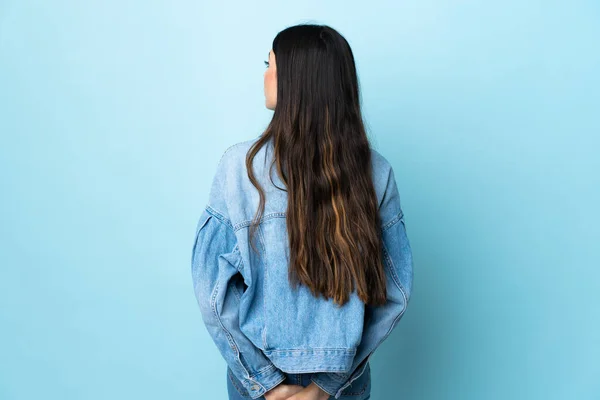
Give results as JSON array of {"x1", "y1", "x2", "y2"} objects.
[{"x1": 191, "y1": 137, "x2": 413, "y2": 399}]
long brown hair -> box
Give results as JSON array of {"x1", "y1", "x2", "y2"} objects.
[{"x1": 245, "y1": 24, "x2": 386, "y2": 307}]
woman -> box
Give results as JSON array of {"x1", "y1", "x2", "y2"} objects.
[{"x1": 191, "y1": 24, "x2": 413, "y2": 400}]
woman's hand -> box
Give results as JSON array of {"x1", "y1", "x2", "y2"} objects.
[
  {"x1": 284, "y1": 382, "x2": 331, "y2": 400},
  {"x1": 264, "y1": 383, "x2": 306, "y2": 400}
]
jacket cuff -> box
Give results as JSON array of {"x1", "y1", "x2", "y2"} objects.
[
  {"x1": 241, "y1": 364, "x2": 287, "y2": 399},
  {"x1": 310, "y1": 372, "x2": 349, "y2": 399}
]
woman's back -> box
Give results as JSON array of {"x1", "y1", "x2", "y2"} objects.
[{"x1": 191, "y1": 137, "x2": 413, "y2": 399}]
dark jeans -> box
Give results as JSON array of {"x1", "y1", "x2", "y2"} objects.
[{"x1": 226, "y1": 363, "x2": 371, "y2": 400}]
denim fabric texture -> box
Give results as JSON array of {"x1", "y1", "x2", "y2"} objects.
[
  {"x1": 227, "y1": 363, "x2": 371, "y2": 400},
  {"x1": 191, "y1": 136, "x2": 413, "y2": 399}
]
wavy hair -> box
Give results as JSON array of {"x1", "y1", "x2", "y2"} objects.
[{"x1": 245, "y1": 23, "x2": 386, "y2": 307}]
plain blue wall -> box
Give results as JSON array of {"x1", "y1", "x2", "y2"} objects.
[{"x1": 1, "y1": 1, "x2": 598, "y2": 399}]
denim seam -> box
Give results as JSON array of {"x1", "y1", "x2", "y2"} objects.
[
  {"x1": 233, "y1": 212, "x2": 286, "y2": 231},
  {"x1": 210, "y1": 282, "x2": 255, "y2": 391},
  {"x1": 228, "y1": 368, "x2": 250, "y2": 398},
  {"x1": 264, "y1": 347, "x2": 356, "y2": 352},
  {"x1": 205, "y1": 205, "x2": 234, "y2": 230},
  {"x1": 341, "y1": 364, "x2": 370, "y2": 396},
  {"x1": 381, "y1": 210, "x2": 404, "y2": 232},
  {"x1": 381, "y1": 229, "x2": 409, "y2": 308},
  {"x1": 195, "y1": 212, "x2": 212, "y2": 235},
  {"x1": 255, "y1": 363, "x2": 275, "y2": 375},
  {"x1": 256, "y1": 225, "x2": 269, "y2": 350},
  {"x1": 334, "y1": 356, "x2": 370, "y2": 396},
  {"x1": 211, "y1": 283, "x2": 238, "y2": 354}
]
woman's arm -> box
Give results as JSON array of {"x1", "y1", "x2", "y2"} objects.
[{"x1": 191, "y1": 146, "x2": 288, "y2": 399}]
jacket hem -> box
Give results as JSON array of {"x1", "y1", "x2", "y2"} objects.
[{"x1": 263, "y1": 348, "x2": 356, "y2": 373}]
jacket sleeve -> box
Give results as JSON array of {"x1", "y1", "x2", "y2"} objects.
[
  {"x1": 310, "y1": 165, "x2": 414, "y2": 399},
  {"x1": 190, "y1": 149, "x2": 287, "y2": 399}
]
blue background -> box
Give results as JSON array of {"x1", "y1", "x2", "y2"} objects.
[{"x1": 1, "y1": 1, "x2": 598, "y2": 399}]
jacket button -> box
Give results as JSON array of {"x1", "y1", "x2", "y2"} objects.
[{"x1": 251, "y1": 384, "x2": 259, "y2": 391}]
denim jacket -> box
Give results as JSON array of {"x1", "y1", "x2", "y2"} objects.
[{"x1": 191, "y1": 137, "x2": 413, "y2": 399}]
